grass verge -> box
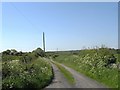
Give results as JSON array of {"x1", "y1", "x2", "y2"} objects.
[
  {"x1": 52, "y1": 49, "x2": 119, "y2": 88},
  {"x1": 51, "y1": 60, "x2": 75, "y2": 85}
]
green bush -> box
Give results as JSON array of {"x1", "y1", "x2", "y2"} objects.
[
  {"x1": 2, "y1": 58, "x2": 53, "y2": 89},
  {"x1": 32, "y1": 48, "x2": 45, "y2": 57}
]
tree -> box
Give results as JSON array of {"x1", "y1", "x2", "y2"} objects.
[
  {"x1": 33, "y1": 48, "x2": 45, "y2": 57},
  {"x1": 2, "y1": 50, "x2": 11, "y2": 55},
  {"x1": 10, "y1": 49, "x2": 17, "y2": 55}
]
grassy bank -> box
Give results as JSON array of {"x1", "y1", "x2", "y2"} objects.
[{"x1": 53, "y1": 48, "x2": 119, "y2": 88}]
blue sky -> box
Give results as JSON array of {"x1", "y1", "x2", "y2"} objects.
[{"x1": 1, "y1": 2, "x2": 118, "y2": 52}]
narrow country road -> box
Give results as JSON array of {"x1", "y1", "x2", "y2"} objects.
[
  {"x1": 45, "y1": 58, "x2": 108, "y2": 88},
  {"x1": 60, "y1": 63, "x2": 108, "y2": 88},
  {"x1": 46, "y1": 61, "x2": 73, "y2": 88}
]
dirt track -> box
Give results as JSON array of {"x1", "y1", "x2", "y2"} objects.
[
  {"x1": 60, "y1": 63, "x2": 107, "y2": 88},
  {"x1": 46, "y1": 62, "x2": 73, "y2": 88},
  {"x1": 45, "y1": 59, "x2": 108, "y2": 88}
]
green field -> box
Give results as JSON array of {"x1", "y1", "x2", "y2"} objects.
[{"x1": 52, "y1": 48, "x2": 119, "y2": 88}]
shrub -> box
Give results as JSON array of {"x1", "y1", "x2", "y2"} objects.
[{"x1": 2, "y1": 58, "x2": 53, "y2": 89}]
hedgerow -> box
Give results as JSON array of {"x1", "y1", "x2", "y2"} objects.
[
  {"x1": 53, "y1": 48, "x2": 119, "y2": 88},
  {"x1": 2, "y1": 48, "x2": 53, "y2": 89}
]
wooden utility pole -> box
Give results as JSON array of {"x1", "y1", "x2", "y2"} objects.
[{"x1": 43, "y1": 32, "x2": 45, "y2": 52}]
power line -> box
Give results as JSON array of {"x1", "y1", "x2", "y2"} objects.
[
  {"x1": 9, "y1": 3, "x2": 44, "y2": 50},
  {"x1": 9, "y1": 2, "x2": 41, "y2": 31}
]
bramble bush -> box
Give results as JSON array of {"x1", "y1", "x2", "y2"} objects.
[
  {"x1": 2, "y1": 48, "x2": 53, "y2": 89},
  {"x1": 2, "y1": 58, "x2": 53, "y2": 89}
]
